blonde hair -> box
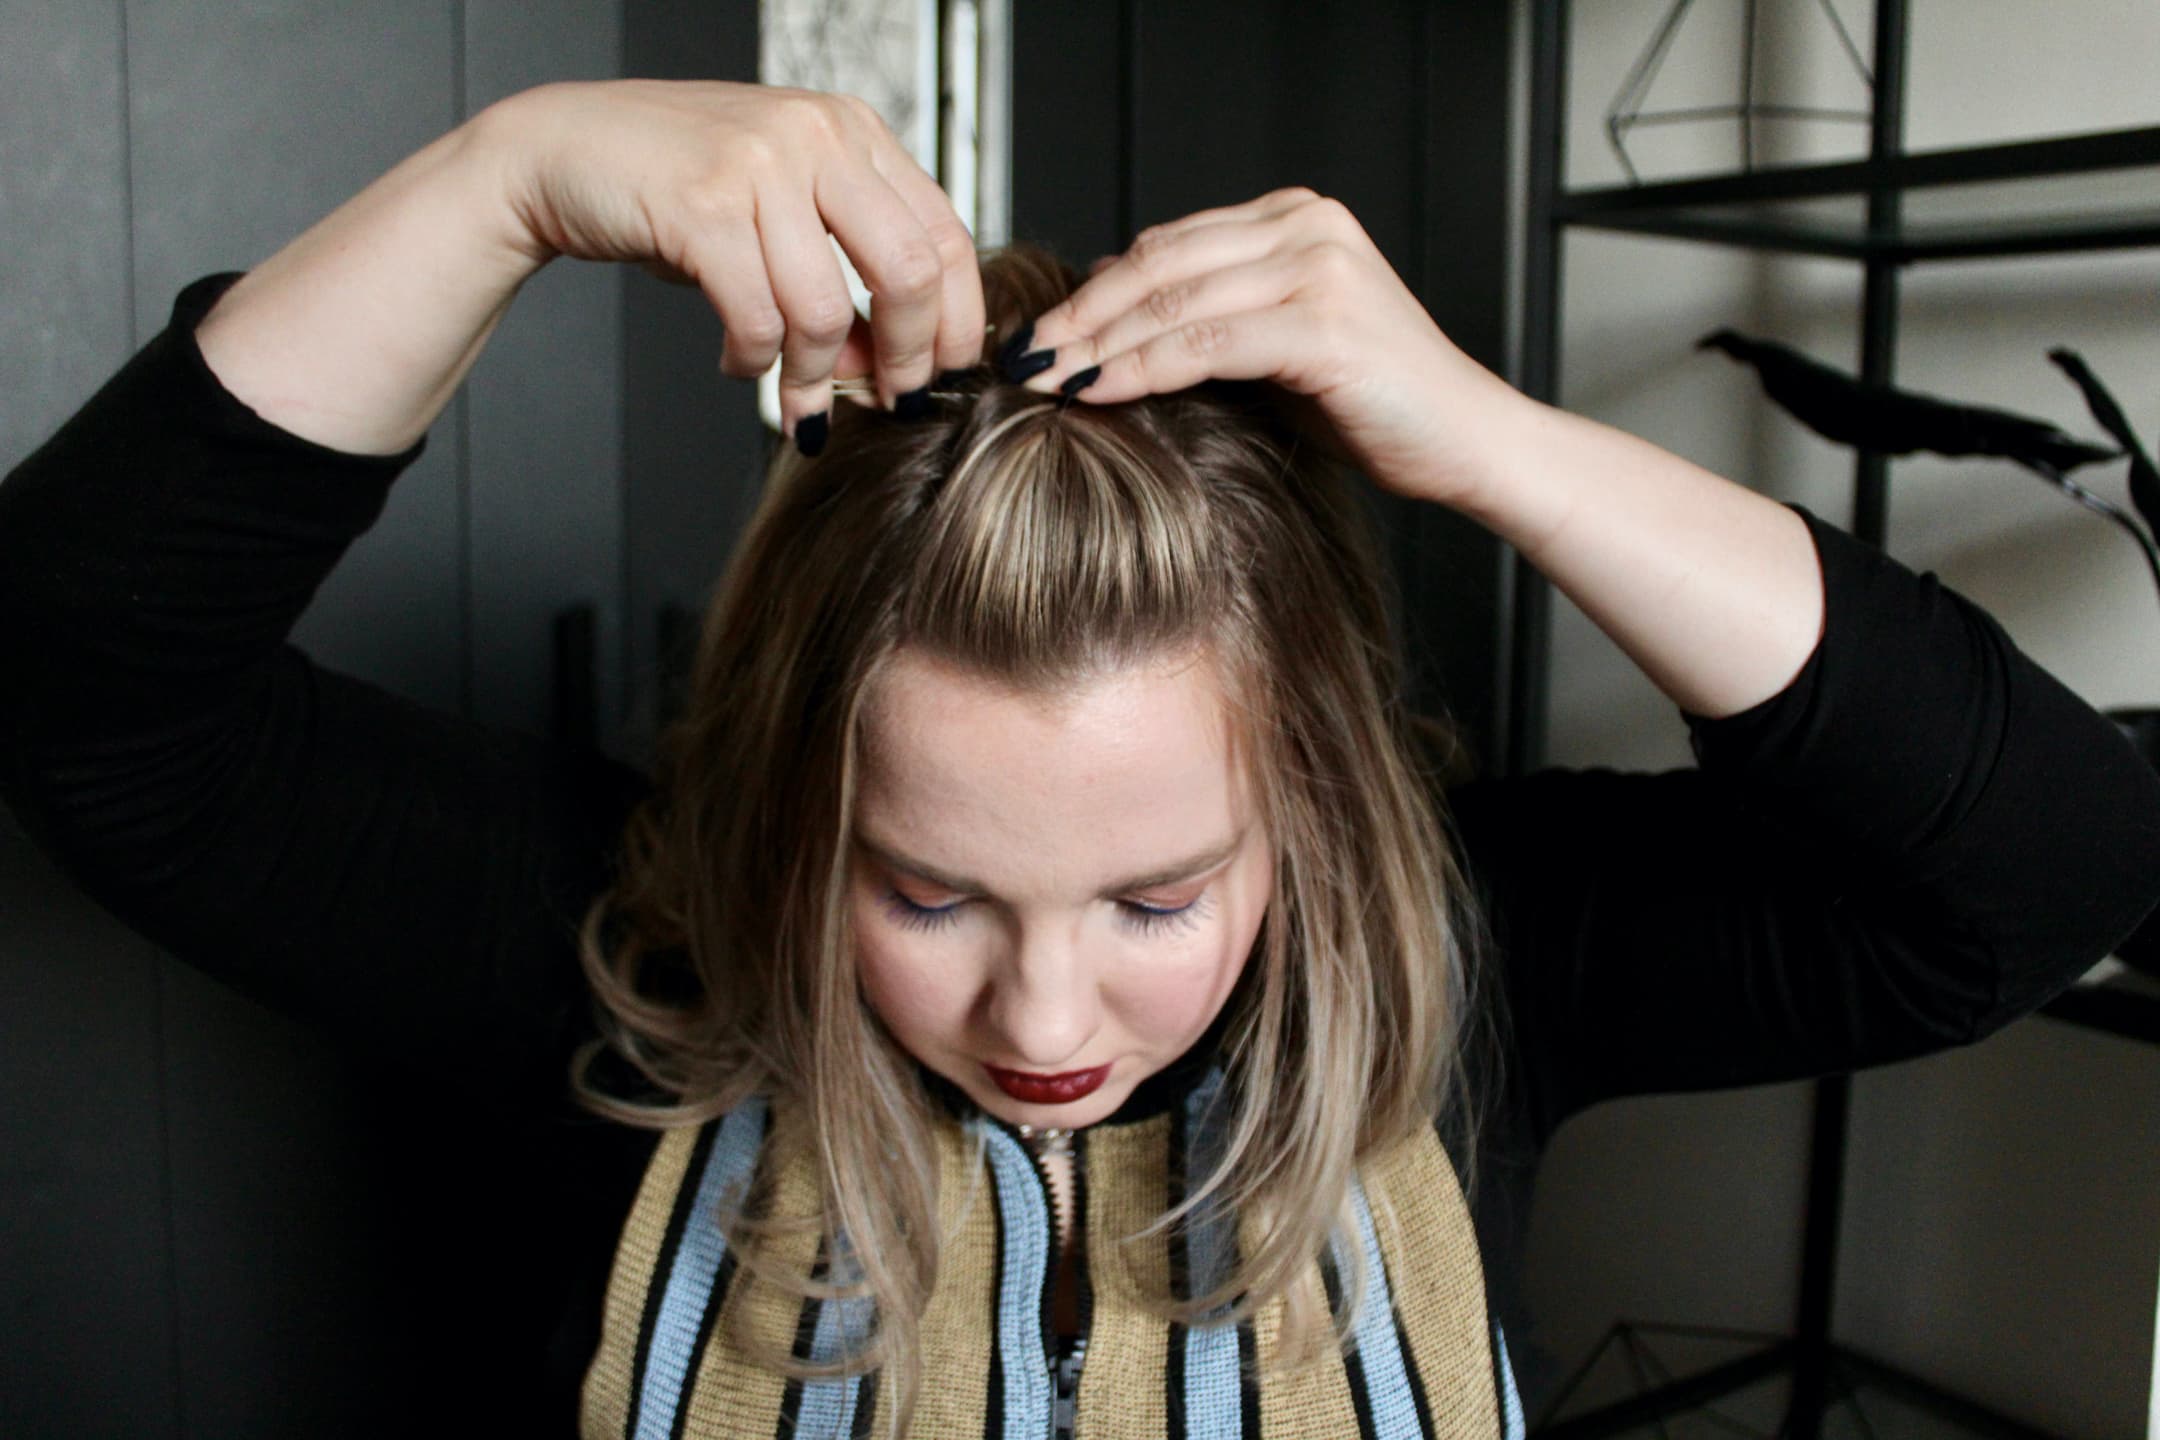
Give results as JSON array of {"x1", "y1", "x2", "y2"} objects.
[{"x1": 571, "y1": 245, "x2": 1490, "y2": 1432}]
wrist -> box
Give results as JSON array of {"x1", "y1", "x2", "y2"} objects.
[{"x1": 455, "y1": 88, "x2": 568, "y2": 274}]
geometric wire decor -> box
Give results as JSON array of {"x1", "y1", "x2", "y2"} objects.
[{"x1": 1606, "y1": 0, "x2": 1876, "y2": 183}]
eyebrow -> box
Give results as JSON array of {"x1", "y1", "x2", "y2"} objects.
[{"x1": 853, "y1": 828, "x2": 1247, "y2": 898}]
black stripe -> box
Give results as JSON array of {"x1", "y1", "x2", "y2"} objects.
[
  {"x1": 850, "y1": 1368, "x2": 881, "y2": 1439},
  {"x1": 627, "y1": 1118, "x2": 723, "y2": 1435},
  {"x1": 774, "y1": 1241, "x2": 831, "y2": 1438},
  {"x1": 1236, "y1": 1318, "x2": 1260, "y2": 1440},
  {"x1": 668, "y1": 1249, "x2": 738, "y2": 1440},
  {"x1": 1317, "y1": 1249, "x2": 1379, "y2": 1440},
  {"x1": 983, "y1": 1153, "x2": 1007, "y2": 1440},
  {"x1": 1489, "y1": 1318, "x2": 1510, "y2": 1440},
  {"x1": 1165, "y1": 1096, "x2": 1192, "y2": 1440}
]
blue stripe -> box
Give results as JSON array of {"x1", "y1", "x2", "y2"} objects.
[
  {"x1": 792, "y1": 1236, "x2": 875, "y2": 1437},
  {"x1": 1180, "y1": 1068, "x2": 1244, "y2": 1440},
  {"x1": 1334, "y1": 1175, "x2": 1422, "y2": 1438},
  {"x1": 1495, "y1": 1323, "x2": 1526, "y2": 1440},
  {"x1": 982, "y1": 1123, "x2": 1054, "y2": 1439},
  {"x1": 636, "y1": 1097, "x2": 769, "y2": 1440}
]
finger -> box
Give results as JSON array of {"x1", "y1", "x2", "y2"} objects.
[
  {"x1": 1120, "y1": 186, "x2": 1321, "y2": 246},
  {"x1": 757, "y1": 194, "x2": 858, "y2": 435},
  {"x1": 833, "y1": 314, "x2": 877, "y2": 384},
  {"x1": 1052, "y1": 307, "x2": 1310, "y2": 405},
  {"x1": 819, "y1": 168, "x2": 945, "y2": 406},
  {"x1": 874, "y1": 147, "x2": 986, "y2": 375},
  {"x1": 1021, "y1": 251, "x2": 1302, "y2": 395},
  {"x1": 676, "y1": 222, "x2": 787, "y2": 380},
  {"x1": 1028, "y1": 214, "x2": 1288, "y2": 353}
]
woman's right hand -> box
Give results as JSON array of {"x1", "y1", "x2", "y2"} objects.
[
  {"x1": 492, "y1": 81, "x2": 984, "y2": 440},
  {"x1": 195, "y1": 80, "x2": 981, "y2": 456}
]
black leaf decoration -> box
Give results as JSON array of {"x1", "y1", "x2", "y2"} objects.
[
  {"x1": 1700, "y1": 329, "x2": 2120, "y2": 472},
  {"x1": 1702, "y1": 329, "x2": 2160, "y2": 610},
  {"x1": 2048, "y1": 347, "x2": 2160, "y2": 539}
]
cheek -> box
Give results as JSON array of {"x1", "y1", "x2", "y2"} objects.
[
  {"x1": 1106, "y1": 900, "x2": 1266, "y2": 1039},
  {"x1": 851, "y1": 898, "x2": 973, "y2": 1046}
]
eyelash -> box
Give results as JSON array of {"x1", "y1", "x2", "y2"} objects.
[{"x1": 880, "y1": 890, "x2": 1208, "y2": 936}]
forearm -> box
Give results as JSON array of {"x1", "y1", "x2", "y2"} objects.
[
  {"x1": 193, "y1": 102, "x2": 544, "y2": 456},
  {"x1": 1451, "y1": 388, "x2": 1826, "y2": 720}
]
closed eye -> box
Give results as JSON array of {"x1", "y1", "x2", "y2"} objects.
[{"x1": 878, "y1": 890, "x2": 1207, "y2": 936}]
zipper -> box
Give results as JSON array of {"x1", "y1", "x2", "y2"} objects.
[{"x1": 998, "y1": 1119, "x2": 1094, "y2": 1440}]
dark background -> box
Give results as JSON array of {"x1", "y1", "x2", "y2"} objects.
[{"x1": 0, "y1": 1, "x2": 1512, "y2": 1433}]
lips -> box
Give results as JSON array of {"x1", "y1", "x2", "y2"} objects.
[{"x1": 983, "y1": 1062, "x2": 1112, "y2": 1105}]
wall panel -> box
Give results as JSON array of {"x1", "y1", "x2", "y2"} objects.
[{"x1": 463, "y1": 2, "x2": 628, "y2": 745}]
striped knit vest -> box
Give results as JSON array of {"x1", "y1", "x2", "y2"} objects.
[{"x1": 579, "y1": 1068, "x2": 1526, "y2": 1439}]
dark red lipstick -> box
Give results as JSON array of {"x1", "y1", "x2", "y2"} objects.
[{"x1": 984, "y1": 1062, "x2": 1111, "y2": 1105}]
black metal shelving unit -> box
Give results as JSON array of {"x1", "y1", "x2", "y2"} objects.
[{"x1": 1516, "y1": 2, "x2": 2160, "y2": 1436}]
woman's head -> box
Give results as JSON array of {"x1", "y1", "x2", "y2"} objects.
[{"x1": 576, "y1": 244, "x2": 1481, "y2": 1420}]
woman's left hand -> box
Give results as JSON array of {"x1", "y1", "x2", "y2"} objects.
[{"x1": 1014, "y1": 188, "x2": 1527, "y2": 509}]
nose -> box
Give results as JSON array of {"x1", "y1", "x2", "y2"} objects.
[{"x1": 983, "y1": 918, "x2": 1102, "y2": 1068}]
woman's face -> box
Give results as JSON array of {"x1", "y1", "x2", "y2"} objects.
[{"x1": 850, "y1": 645, "x2": 1274, "y2": 1130}]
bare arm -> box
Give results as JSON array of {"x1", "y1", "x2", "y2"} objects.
[
  {"x1": 1452, "y1": 391, "x2": 1824, "y2": 721},
  {"x1": 192, "y1": 81, "x2": 986, "y2": 458},
  {"x1": 192, "y1": 115, "x2": 536, "y2": 456}
]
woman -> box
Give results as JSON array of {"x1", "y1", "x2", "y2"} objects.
[{"x1": 2, "y1": 80, "x2": 2154, "y2": 1439}]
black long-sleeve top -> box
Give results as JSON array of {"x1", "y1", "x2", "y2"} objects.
[{"x1": 6, "y1": 274, "x2": 2158, "y2": 1429}]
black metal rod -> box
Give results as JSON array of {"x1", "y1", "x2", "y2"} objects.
[
  {"x1": 1507, "y1": 0, "x2": 1568, "y2": 778},
  {"x1": 1836, "y1": 1350, "x2": 2064, "y2": 1440},
  {"x1": 1558, "y1": 123, "x2": 2160, "y2": 218},
  {"x1": 2039, "y1": 984, "x2": 2160, "y2": 1047},
  {"x1": 1789, "y1": 11, "x2": 1907, "y2": 1439},
  {"x1": 1569, "y1": 210, "x2": 2160, "y2": 265},
  {"x1": 1533, "y1": 1340, "x2": 1795, "y2": 1440}
]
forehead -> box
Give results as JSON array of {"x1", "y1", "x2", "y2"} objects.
[{"x1": 855, "y1": 647, "x2": 1251, "y2": 889}]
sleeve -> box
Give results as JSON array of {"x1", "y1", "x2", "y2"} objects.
[
  {"x1": 1444, "y1": 506, "x2": 2160, "y2": 1149},
  {"x1": 0, "y1": 272, "x2": 652, "y2": 1116}
]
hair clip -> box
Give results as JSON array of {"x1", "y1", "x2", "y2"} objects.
[{"x1": 830, "y1": 378, "x2": 970, "y2": 404}]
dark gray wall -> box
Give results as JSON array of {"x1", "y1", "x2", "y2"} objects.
[{"x1": 0, "y1": 3, "x2": 762, "y2": 1434}]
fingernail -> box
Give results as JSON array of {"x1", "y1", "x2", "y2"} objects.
[
  {"x1": 1057, "y1": 365, "x2": 1102, "y2": 400},
  {"x1": 1003, "y1": 347, "x2": 1057, "y2": 385},
  {"x1": 894, "y1": 385, "x2": 933, "y2": 420},
  {"x1": 795, "y1": 411, "x2": 828, "y2": 457},
  {"x1": 997, "y1": 322, "x2": 1058, "y2": 384},
  {"x1": 996, "y1": 321, "x2": 1035, "y2": 372}
]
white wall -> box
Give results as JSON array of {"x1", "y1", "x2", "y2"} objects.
[{"x1": 1517, "y1": 3, "x2": 2160, "y2": 1434}]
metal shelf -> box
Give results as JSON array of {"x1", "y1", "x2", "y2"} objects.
[
  {"x1": 1518, "y1": 5, "x2": 2159, "y2": 1438},
  {"x1": 1556, "y1": 127, "x2": 2160, "y2": 263}
]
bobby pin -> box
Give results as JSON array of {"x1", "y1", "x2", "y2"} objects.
[{"x1": 829, "y1": 378, "x2": 974, "y2": 403}]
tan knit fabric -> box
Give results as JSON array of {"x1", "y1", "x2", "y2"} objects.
[
  {"x1": 581, "y1": 1121, "x2": 699, "y2": 1436},
  {"x1": 1074, "y1": 1116, "x2": 1173, "y2": 1439},
  {"x1": 1365, "y1": 1132, "x2": 1502, "y2": 1440},
  {"x1": 583, "y1": 1099, "x2": 1498, "y2": 1438},
  {"x1": 675, "y1": 1120, "x2": 822, "y2": 1439},
  {"x1": 886, "y1": 1119, "x2": 1000, "y2": 1437}
]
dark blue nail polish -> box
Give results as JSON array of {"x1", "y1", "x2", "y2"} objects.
[
  {"x1": 1058, "y1": 365, "x2": 1102, "y2": 399},
  {"x1": 996, "y1": 321, "x2": 1035, "y2": 372},
  {"x1": 795, "y1": 411, "x2": 828, "y2": 457},
  {"x1": 894, "y1": 386, "x2": 933, "y2": 420},
  {"x1": 1004, "y1": 347, "x2": 1057, "y2": 384}
]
